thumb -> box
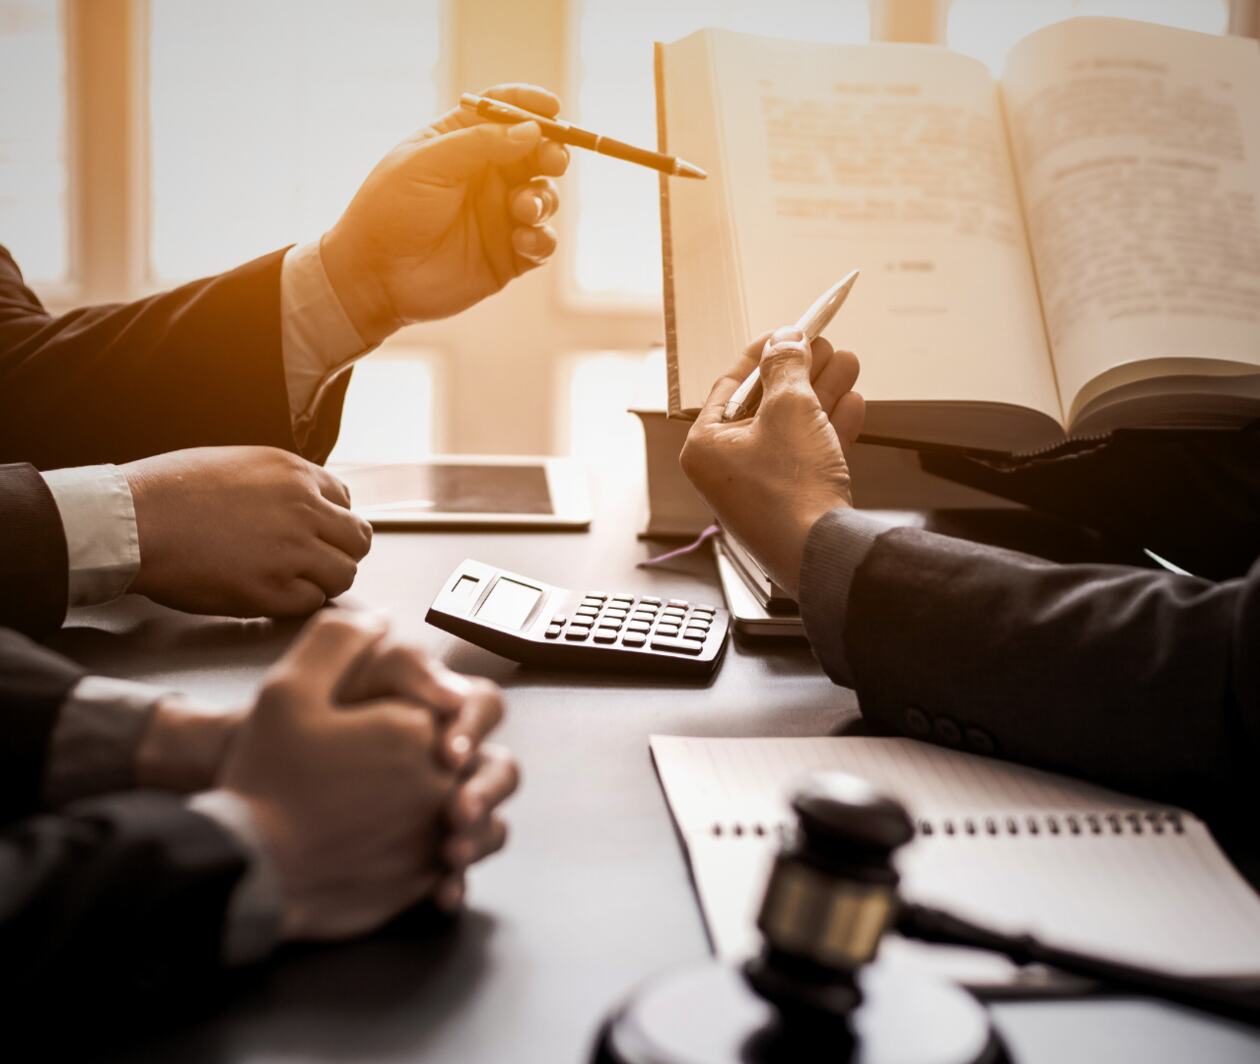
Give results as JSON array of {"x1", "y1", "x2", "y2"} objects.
[
  {"x1": 278, "y1": 611, "x2": 390, "y2": 705},
  {"x1": 410, "y1": 121, "x2": 542, "y2": 182},
  {"x1": 758, "y1": 326, "x2": 813, "y2": 404}
]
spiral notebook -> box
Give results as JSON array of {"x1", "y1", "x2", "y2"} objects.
[{"x1": 650, "y1": 735, "x2": 1260, "y2": 990}]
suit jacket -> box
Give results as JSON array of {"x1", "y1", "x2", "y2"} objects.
[
  {"x1": 0, "y1": 628, "x2": 247, "y2": 1029},
  {"x1": 0, "y1": 245, "x2": 351, "y2": 637},
  {"x1": 824, "y1": 522, "x2": 1260, "y2": 811}
]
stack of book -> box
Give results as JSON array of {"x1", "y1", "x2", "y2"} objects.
[{"x1": 712, "y1": 532, "x2": 804, "y2": 638}]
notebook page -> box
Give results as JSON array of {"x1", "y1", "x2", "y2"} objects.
[{"x1": 651, "y1": 735, "x2": 1260, "y2": 981}]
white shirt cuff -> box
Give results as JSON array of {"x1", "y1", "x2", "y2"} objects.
[
  {"x1": 42, "y1": 465, "x2": 140, "y2": 606},
  {"x1": 44, "y1": 675, "x2": 165, "y2": 807},
  {"x1": 280, "y1": 240, "x2": 375, "y2": 441},
  {"x1": 187, "y1": 789, "x2": 284, "y2": 966}
]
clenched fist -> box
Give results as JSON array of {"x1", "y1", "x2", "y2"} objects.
[{"x1": 123, "y1": 445, "x2": 372, "y2": 618}]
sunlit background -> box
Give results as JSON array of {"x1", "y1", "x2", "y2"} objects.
[{"x1": 0, "y1": 0, "x2": 1243, "y2": 464}]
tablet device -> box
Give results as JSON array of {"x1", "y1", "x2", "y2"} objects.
[{"x1": 333, "y1": 456, "x2": 591, "y2": 529}]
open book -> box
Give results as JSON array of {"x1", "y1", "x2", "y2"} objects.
[
  {"x1": 650, "y1": 735, "x2": 1260, "y2": 989},
  {"x1": 656, "y1": 18, "x2": 1260, "y2": 454}
]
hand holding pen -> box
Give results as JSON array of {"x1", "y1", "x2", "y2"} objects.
[{"x1": 722, "y1": 270, "x2": 860, "y2": 421}]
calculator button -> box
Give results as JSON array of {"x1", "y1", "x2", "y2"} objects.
[
  {"x1": 602, "y1": 608, "x2": 629, "y2": 620},
  {"x1": 660, "y1": 611, "x2": 685, "y2": 624},
  {"x1": 565, "y1": 628, "x2": 591, "y2": 641},
  {"x1": 693, "y1": 604, "x2": 717, "y2": 614},
  {"x1": 596, "y1": 624, "x2": 621, "y2": 636},
  {"x1": 684, "y1": 627, "x2": 709, "y2": 641},
  {"x1": 651, "y1": 636, "x2": 704, "y2": 655},
  {"x1": 612, "y1": 595, "x2": 634, "y2": 605},
  {"x1": 639, "y1": 596, "x2": 662, "y2": 606},
  {"x1": 688, "y1": 620, "x2": 712, "y2": 633},
  {"x1": 551, "y1": 614, "x2": 567, "y2": 626},
  {"x1": 600, "y1": 618, "x2": 624, "y2": 630},
  {"x1": 626, "y1": 620, "x2": 650, "y2": 633},
  {"x1": 593, "y1": 630, "x2": 617, "y2": 644},
  {"x1": 545, "y1": 626, "x2": 562, "y2": 639},
  {"x1": 586, "y1": 592, "x2": 608, "y2": 601},
  {"x1": 632, "y1": 606, "x2": 658, "y2": 617},
  {"x1": 576, "y1": 606, "x2": 600, "y2": 618},
  {"x1": 622, "y1": 632, "x2": 647, "y2": 647},
  {"x1": 655, "y1": 623, "x2": 680, "y2": 637},
  {"x1": 667, "y1": 599, "x2": 689, "y2": 609}
]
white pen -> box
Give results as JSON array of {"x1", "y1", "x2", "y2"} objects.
[{"x1": 721, "y1": 269, "x2": 860, "y2": 422}]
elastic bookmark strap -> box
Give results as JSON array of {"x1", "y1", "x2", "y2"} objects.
[{"x1": 637, "y1": 524, "x2": 721, "y2": 570}]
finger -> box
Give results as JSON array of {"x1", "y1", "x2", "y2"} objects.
[
  {"x1": 758, "y1": 326, "x2": 813, "y2": 397},
  {"x1": 694, "y1": 330, "x2": 773, "y2": 427},
  {"x1": 512, "y1": 224, "x2": 557, "y2": 266},
  {"x1": 499, "y1": 137, "x2": 569, "y2": 188},
  {"x1": 443, "y1": 816, "x2": 509, "y2": 869},
  {"x1": 813, "y1": 347, "x2": 861, "y2": 414},
  {"x1": 297, "y1": 538, "x2": 360, "y2": 600},
  {"x1": 831, "y1": 391, "x2": 867, "y2": 452},
  {"x1": 483, "y1": 83, "x2": 561, "y2": 119},
  {"x1": 266, "y1": 576, "x2": 328, "y2": 618},
  {"x1": 434, "y1": 872, "x2": 466, "y2": 912},
  {"x1": 509, "y1": 177, "x2": 560, "y2": 224},
  {"x1": 315, "y1": 499, "x2": 373, "y2": 561},
  {"x1": 448, "y1": 745, "x2": 520, "y2": 828},
  {"x1": 535, "y1": 139, "x2": 570, "y2": 177},
  {"x1": 269, "y1": 610, "x2": 388, "y2": 700},
  {"x1": 442, "y1": 681, "x2": 505, "y2": 769},
  {"x1": 337, "y1": 639, "x2": 472, "y2": 713},
  {"x1": 807, "y1": 337, "x2": 835, "y2": 382},
  {"x1": 309, "y1": 464, "x2": 352, "y2": 508},
  {"x1": 410, "y1": 121, "x2": 542, "y2": 183}
]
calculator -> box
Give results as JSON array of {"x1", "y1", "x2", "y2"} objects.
[{"x1": 425, "y1": 559, "x2": 731, "y2": 677}]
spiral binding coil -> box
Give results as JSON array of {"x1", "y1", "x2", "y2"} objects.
[{"x1": 708, "y1": 810, "x2": 1185, "y2": 840}]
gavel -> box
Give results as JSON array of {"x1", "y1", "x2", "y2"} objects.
[{"x1": 594, "y1": 772, "x2": 1260, "y2": 1064}]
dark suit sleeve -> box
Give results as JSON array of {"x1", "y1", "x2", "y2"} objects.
[
  {"x1": 0, "y1": 463, "x2": 69, "y2": 637},
  {"x1": 0, "y1": 791, "x2": 247, "y2": 1033},
  {"x1": 805, "y1": 519, "x2": 1260, "y2": 807},
  {"x1": 0, "y1": 627, "x2": 84, "y2": 817},
  {"x1": 0, "y1": 244, "x2": 350, "y2": 469}
]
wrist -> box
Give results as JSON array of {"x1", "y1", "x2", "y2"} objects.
[
  {"x1": 782, "y1": 497, "x2": 852, "y2": 599},
  {"x1": 136, "y1": 696, "x2": 245, "y2": 792},
  {"x1": 318, "y1": 227, "x2": 401, "y2": 348}
]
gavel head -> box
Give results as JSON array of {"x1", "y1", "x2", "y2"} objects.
[{"x1": 743, "y1": 772, "x2": 915, "y2": 1027}]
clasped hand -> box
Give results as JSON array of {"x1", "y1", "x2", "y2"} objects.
[
  {"x1": 681, "y1": 328, "x2": 866, "y2": 598},
  {"x1": 142, "y1": 612, "x2": 518, "y2": 938}
]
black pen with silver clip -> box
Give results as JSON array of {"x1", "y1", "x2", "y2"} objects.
[
  {"x1": 722, "y1": 269, "x2": 860, "y2": 422},
  {"x1": 459, "y1": 93, "x2": 707, "y2": 180}
]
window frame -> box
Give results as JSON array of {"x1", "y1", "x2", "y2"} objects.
[{"x1": 39, "y1": 0, "x2": 1260, "y2": 450}]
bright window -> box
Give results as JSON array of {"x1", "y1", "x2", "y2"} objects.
[
  {"x1": 0, "y1": 0, "x2": 67, "y2": 284},
  {"x1": 571, "y1": 0, "x2": 871, "y2": 303},
  {"x1": 148, "y1": 0, "x2": 441, "y2": 282},
  {"x1": 948, "y1": 0, "x2": 1231, "y2": 74}
]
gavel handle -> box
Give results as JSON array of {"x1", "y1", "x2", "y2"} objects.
[{"x1": 897, "y1": 903, "x2": 1260, "y2": 1028}]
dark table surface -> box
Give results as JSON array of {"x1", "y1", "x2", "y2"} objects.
[{"x1": 53, "y1": 465, "x2": 1260, "y2": 1063}]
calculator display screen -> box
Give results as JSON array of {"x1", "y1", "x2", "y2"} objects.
[{"x1": 475, "y1": 577, "x2": 542, "y2": 629}]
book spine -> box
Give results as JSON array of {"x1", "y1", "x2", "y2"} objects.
[{"x1": 654, "y1": 40, "x2": 683, "y2": 418}]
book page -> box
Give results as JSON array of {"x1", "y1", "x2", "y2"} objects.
[
  {"x1": 1002, "y1": 18, "x2": 1260, "y2": 422},
  {"x1": 702, "y1": 32, "x2": 1060, "y2": 424}
]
